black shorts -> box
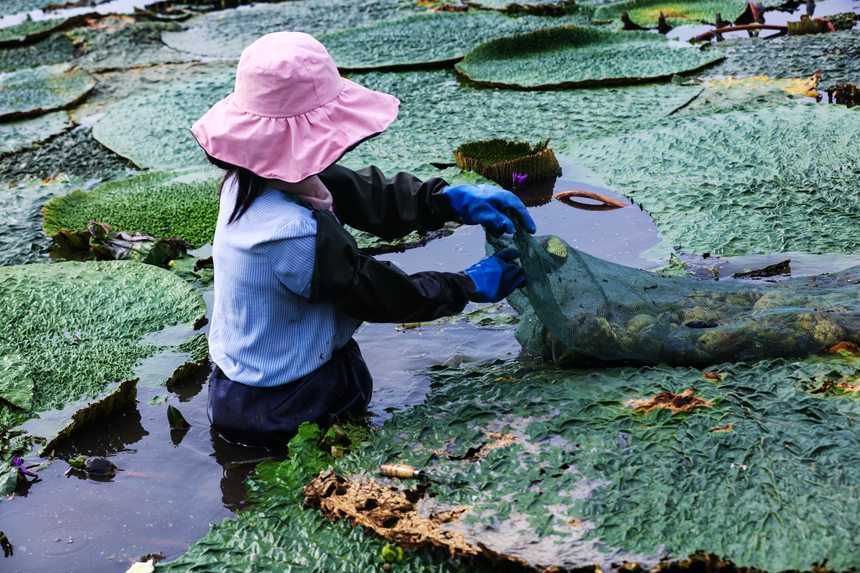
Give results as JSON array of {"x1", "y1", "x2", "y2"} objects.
[{"x1": 207, "y1": 338, "x2": 373, "y2": 450}]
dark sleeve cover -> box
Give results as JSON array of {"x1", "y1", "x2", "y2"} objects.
[
  {"x1": 318, "y1": 163, "x2": 458, "y2": 241},
  {"x1": 310, "y1": 210, "x2": 473, "y2": 323}
]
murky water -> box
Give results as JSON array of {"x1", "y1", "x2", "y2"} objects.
[{"x1": 2, "y1": 156, "x2": 860, "y2": 572}]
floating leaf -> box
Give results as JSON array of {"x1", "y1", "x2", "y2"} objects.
[
  {"x1": 0, "y1": 17, "x2": 79, "y2": 48},
  {"x1": 341, "y1": 70, "x2": 702, "y2": 174},
  {"x1": 0, "y1": 63, "x2": 94, "y2": 121},
  {"x1": 704, "y1": 30, "x2": 860, "y2": 89},
  {"x1": 0, "y1": 261, "x2": 205, "y2": 432},
  {"x1": 674, "y1": 73, "x2": 821, "y2": 115},
  {"x1": 569, "y1": 104, "x2": 860, "y2": 256},
  {"x1": 0, "y1": 111, "x2": 70, "y2": 157},
  {"x1": 161, "y1": 0, "x2": 419, "y2": 58},
  {"x1": 167, "y1": 404, "x2": 190, "y2": 431},
  {"x1": 318, "y1": 12, "x2": 588, "y2": 71},
  {"x1": 0, "y1": 355, "x2": 34, "y2": 411},
  {"x1": 456, "y1": 26, "x2": 724, "y2": 89},
  {"x1": 43, "y1": 171, "x2": 221, "y2": 248},
  {"x1": 594, "y1": 0, "x2": 749, "y2": 26}
]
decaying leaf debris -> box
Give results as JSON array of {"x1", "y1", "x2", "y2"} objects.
[
  {"x1": 303, "y1": 471, "x2": 474, "y2": 556},
  {"x1": 625, "y1": 389, "x2": 711, "y2": 414}
]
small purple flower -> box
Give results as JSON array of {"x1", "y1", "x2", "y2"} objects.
[
  {"x1": 511, "y1": 172, "x2": 528, "y2": 188},
  {"x1": 12, "y1": 457, "x2": 37, "y2": 478}
]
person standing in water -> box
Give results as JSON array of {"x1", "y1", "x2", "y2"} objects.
[{"x1": 191, "y1": 32, "x2": 536, "y2": 449}]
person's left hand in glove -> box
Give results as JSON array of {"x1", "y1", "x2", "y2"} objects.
[{"x1": 441, "y1": 183, "x2": 537, "y2": 236}]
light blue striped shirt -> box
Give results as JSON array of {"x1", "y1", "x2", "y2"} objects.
[{"x1": 208, "y1": 179, "x2": 361, "y2": 387}]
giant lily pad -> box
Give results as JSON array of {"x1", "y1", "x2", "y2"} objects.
[
  {"x1": 0, "y1": 17, "x2": 79, "y2": 48},
  {"x1": 466, "y1": 0, "x2": 576, "y2": 14},
  {"x1": 672, "y1": 73, "x2": 821, "y2": 115},
  {"x1": 0, "y1": 177, "x2": 82, "y2": 268},
  {"x1": 455, "y1": 26, "x2": 723, "y2": 89},
  {"x1": 42, "y1": 170, "x2": 455, "y2": 254},
  {"x1": 0, "y1": 33, "x2": 75, "y2": 73},
  {"x1": 0, "y1": 261, "x2": 205, "y2": 431},
  {"x1": 43, "y1": 171, "x2": 221, "y2": 248},
  {"x1": 0, "y1": 63, "x2": 94, "y2": 121},
  {"x1": 68, "y1": 16, "x2": 195, "y2": 72},
  {"x1": 317, "y1": 12, "x2": 588, "y2": 71},
  {"x1": 568, "y1": 103, "x2": 860, "y2": 256},
  {"x1": 340, "y1": 70, "x2": 702, "y2": 173},
  {"x1": 594, "y1": 0, "x2": 749, "y2": 25},
  {"x1": 161, "y1": 0, "x2": 419, "y2": 59},
  {"x1": 165, "y1": 355, "x2": 860, "y2": 571},
  {"x1": 704, "y1": 30, "x2": 860, "y2": 89},
  {"x1": 91, "y1": 68, "x2": 233, "y2": 170},
  {"x1": 90, "y1": 68, "x2": 700, "y2": 175},
  {"x1": 0, "y1": 126, "x2": 133, "y2": 182},
  {"x1": 1, "y1": 0, "x2": 63, "y2": 15},
  {"x1": 0, "y1": 110, "x2": 69, "y2": 156}
]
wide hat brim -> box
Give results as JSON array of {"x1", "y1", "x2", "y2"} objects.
[{"x1": 191, "y1": 77, "x2": 399, "y2": 182}]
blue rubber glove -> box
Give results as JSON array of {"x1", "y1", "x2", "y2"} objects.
[
  {"x1": 462, "y1": 247, "x2": 526, "y2": 303},
  {"x1": 441, "y1": 184, "x2": 537, "y2": 236}
]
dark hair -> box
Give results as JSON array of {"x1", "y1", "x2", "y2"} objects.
[{"x1": 206, "y1": 154, "x2": 266, "y2": 224}]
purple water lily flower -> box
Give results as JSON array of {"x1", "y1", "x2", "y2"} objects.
[
  {"x1": 12, "y1": 457, "x2": 37, "y2": 478},
  {"x1": 511, "y1": 172, "x2": 528, "y2": 188}
]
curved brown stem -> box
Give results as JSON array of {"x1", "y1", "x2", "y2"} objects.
[
  {"x1": 553, "y1": 190, "x2": 628, "y2": 209},
  {"x1": 691, "y1": 24, "x2": 787, "y2": 42}
]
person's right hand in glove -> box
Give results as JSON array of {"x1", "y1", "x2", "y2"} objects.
[{"x1": 462, "y1": 247, "x2": 526, "y2": 303}]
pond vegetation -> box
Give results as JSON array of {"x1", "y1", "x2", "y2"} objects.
[{"x1": 0, "y1": 0, "x2": 859, "y2": 571}]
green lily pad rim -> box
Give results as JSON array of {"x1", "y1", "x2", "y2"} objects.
[
  {"x1": 0, "y1": 13, "x2": 94, "y2": 49},
  {"x1": 0, "y1": 64, "x2": 96, "y2": 122},
  {"x1": 464, "y1": 0, "x2": 578, "y2": 15},
  {"x1": 455, "y1": 25, "x2": 726, "y2": 90}
]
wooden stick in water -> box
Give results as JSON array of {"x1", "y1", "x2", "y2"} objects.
[{"x1": 553, "y1": 190, "x2": 628, "y2": 208}]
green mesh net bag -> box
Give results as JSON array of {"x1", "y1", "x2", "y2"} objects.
[{"x1": 492, "y1": 225, "x2": 860, "y2": 367}]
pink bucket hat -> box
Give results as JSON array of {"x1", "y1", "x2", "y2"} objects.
[{"x1": 191, "y1": 32, "x2": 399, "y2": 182}]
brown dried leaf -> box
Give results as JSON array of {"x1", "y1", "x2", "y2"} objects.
[
  {"x1": 624, "y1": 389, "x2": 711, "y2": 414},
  {"x1": 709, "y1": 422, "x2": 734, "y2": 433},
  {"x1": 826, "y1": 341, "x2": 860, "y2": 355},
  {"x1": 303, "y1": 471, "x2": 475, "y2": 556}
]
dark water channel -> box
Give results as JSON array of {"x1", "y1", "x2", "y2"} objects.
[{"x1": 2, "y1": 159, "x2": 860, "y2": 572}]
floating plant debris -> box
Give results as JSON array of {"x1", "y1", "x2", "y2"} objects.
[{"x1": 625, "y1": 388, "x2": 712, "y2": 414}]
